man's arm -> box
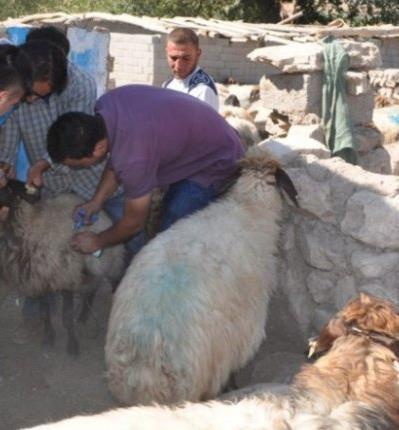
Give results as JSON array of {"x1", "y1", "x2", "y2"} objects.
[
  {"x1": 190, "y1": 84, "x2": 219, "y2": 111},
  {"x1": 97, "y1": 194, "x2": 151, "y2": 247},
  {"x1": 70, "y1": 193, "x2": 152, "y2": 254},
  {"x1": 76, "y1": 165, "x2": 120, "y2": 222},
  {"x1": 61, "y1": 65, "x2": 97, "y2": 114}
]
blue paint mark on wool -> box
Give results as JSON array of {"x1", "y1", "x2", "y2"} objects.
[
  {"x1": 134, "y1": 262, "x2": 199, "y2": 361},
  {"x1": 389, "y1": 113, "x2": 399, "y2": 125}
]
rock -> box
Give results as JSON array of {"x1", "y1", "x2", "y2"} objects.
[
  {"x1": 351, "y1": 251, "x2": 399, "y2": 278},
  {"x1": 346, "y1": 71, "x2": 370, "y2": 96},
  {"x1": 260, "y1": 73, "x2": 374, "y2": 125},
  {"x1": 341, "y1": 190, "x2": 399, "y2": 248},
  {"x1": 287, "y1": 124, "x2": 325, "y2": 144},
  {"x1": 353, "y1": 124, "x2": 383, "y2": 155},
  {"x1": 258, "y1": 137, "x2": 330, "y2": 164},
  {"x1": 249, "y1": 40, "x2": 381, "y2": 73}
]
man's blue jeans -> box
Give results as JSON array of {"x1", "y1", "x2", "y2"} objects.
[{"x1": 159, "y1": 179, "x2": 216, "y2": 231}]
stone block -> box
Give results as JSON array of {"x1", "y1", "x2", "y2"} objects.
[
  {"x1": 260, "y1": 73, "x2": 322, "y2": 116},
  {"x1": 287, "y1": 124, "x2": 325, "y2": 144},
  {"x1": 351, "y1": 251, "x2": 399, "y2": 278},
  {"x1": 347, "y1": 92, "x2": 375, "y2": 126},
  {"x1": 346, "y1": 71, "x2": 370, "y2": 95},
  {"x1": 258, "y1": 137, "x2": 330, "y2": 165},
  {"x1": 249, "y1": 40, "x2": 381, "y2": 73},
  {"x1": 353, "y1": 124, "x2": 383, "y2": 155},
  {"x1": 341, "y1": 190, "x2": 399, "y2": 249}
]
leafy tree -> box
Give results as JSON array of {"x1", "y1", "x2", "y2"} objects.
[{"x1": 0, "y1": 0, "x2": 397, "y2": 25}]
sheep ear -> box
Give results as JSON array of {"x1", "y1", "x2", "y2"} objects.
[{"x1": 275, "y1": 167, "x2": 299, "y2": 207}]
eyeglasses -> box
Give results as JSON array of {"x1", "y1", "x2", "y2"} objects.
[{"x1": 22, "y1": 90, "x2": 51, "y2": 102}]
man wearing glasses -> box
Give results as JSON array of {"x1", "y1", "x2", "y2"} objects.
[
  {"x1": 0, "y1": 39, "x2": 104, "y2": 201},
  {"x1": 0, "y1": 38, "x2": 122, "y2": 345}
]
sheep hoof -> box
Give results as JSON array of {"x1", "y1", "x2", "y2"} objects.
[{"x1": 67, "y1": 338, "x2": 80, "y2": 356}]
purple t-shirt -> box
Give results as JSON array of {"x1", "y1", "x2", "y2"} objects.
[{"x1": 95, "y1": 85, "x2": 245, "y2": 199}]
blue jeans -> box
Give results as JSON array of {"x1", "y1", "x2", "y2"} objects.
[
  {"x1": 104, "y1": 180, "x2": 216, "y2": 252},
  {"x1": 160, "y1": 179, "x2": 216, "y2": 231}
]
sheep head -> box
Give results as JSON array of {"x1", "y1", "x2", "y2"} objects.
[
  {"x1": 237, "y1": 148, "x2": 298, "y2": 207},
  {"x1": 308, "y1": 293, "x2": 399, "y2": 358},
  {"x1": 0, "y1": 179, "x2": 41, "y2": 209}
]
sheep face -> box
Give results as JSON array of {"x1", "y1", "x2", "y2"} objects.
[
  {"x1": 308, "y1": 293, "x2": 399, "y2": 358},
  {"x1": 0, "y1": 179, "x2": 41, "y2": 209}
]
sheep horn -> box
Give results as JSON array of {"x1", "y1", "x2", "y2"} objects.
[{"x1": 275, "y1": 167, "x2": 299, "y2": 207}]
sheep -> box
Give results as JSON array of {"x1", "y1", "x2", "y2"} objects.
[
  {"x1": 0, "y1": 179, "x2": 125, "y2": 355},
  {"x1": 308, "y1": 292, "x2": 399, "y2": 358},
  {"x1": 220, "y1": 103, "x2": 261, "y2": 149},
  {"x1": 23, "y1": 303, "x2": 399, "y2": 429},
  {"x1": 105, "y1": 147, "x2": 298, "y2": 405}
]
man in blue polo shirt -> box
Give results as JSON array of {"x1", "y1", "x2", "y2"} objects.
[{"x1": 163, "y1": 28, "x2": 219, "y2": 111}]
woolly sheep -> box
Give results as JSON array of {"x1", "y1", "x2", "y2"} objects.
[
  {"x1": 105, "y1": 148, "x2": 298, "y2": 405},
  {"x1": 0, "y1": 182, "x2": 125, "y2": 355},
  {"x1": 23, "y1": 330, "x2": 399, "y2": 429}
]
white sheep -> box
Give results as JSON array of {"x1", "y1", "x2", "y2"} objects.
[
  {"x1": 105, "y1": 148, "x2": 298, "y2": 405},
  {"x1": 22, "y1": 331, "x2": 399, "y2": 429},
  {"x1": 0, "y1": 182, "x2": 125, "y2": 355}
]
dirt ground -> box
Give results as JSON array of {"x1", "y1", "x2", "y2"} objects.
[{"x1": 0, "y1": 287, "x2": 306, "y2": 430}]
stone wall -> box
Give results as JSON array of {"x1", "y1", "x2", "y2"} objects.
[
  {"x1": 109, "y1": 32, "x2": 272, "y2": 87},
  {"x1": 272, "y1": 151, "x2": 399, "y2": 337}
]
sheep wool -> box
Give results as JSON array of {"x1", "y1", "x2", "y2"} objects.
[
  {"x1": 105, "y1": 148, "x2": 290, "y2": 405},
  {"x1": 0, "y1": 193, "x2": 125, "y2": 297},
  {"x1": 0, "y1": 193, "x2": 126, "y2": 354}
]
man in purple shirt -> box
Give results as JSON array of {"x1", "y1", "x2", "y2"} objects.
[{"x1": 47, "y1": 85, "x2": 244, "y2": 255}]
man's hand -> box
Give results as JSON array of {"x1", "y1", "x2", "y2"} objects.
[
  {"x1": 70, "y1": 231, "x2": 102, "y2": 254},
  {"x1": 73, "y1": 200, "x2": 102, "y2": 225},
  {"x1": 27, "y1": 159, "x2": 51, "y2": 188}
]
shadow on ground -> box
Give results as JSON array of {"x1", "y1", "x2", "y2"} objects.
[{"x1": 0, "y1": 287, "x2": 306, "y2": 430}]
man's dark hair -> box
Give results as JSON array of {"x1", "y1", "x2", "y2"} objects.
[
  {"x1": 0, "y1": 44, "x2": 32, "y2": 93},
  {"x1": 48, "y1": 112, "x2": 107, "y2": 163},
  {"x1": 20, "y1": 40, "x2": 67, "y2": 94},
  {"x1": 167, "y1": 28, "x2": 199, "y2": 47},
  {"x1": 26, "y1": 25, "x2": 70, "y2": 56}
]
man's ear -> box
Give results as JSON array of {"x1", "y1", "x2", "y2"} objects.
[
  {"x1": 93, "y1": 139, "x2": 108, "y2": 158},
  {"x1": 197, "y1": 47, "x2": 202, "y2": 58}
]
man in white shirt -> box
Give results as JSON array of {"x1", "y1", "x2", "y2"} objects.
[{"x1": 163, "y1": 27, "x2": 219, "y2": 111}]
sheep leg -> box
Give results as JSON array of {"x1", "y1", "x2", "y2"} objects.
[
  {"x1": 39, "y1": 296, "x2": 55, "y2": 347},
  {"x1": 76, "y1": 290, "x2": 96, "y2": 324},
  {"x1": 62, "y1": 291, "x2": 79, "y2": 356},
  {"x1": 222, "y1": 372, "x2": 239, "y2": 393}
]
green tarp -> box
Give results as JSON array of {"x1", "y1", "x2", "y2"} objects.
[{"x1": 322, "y1": 35, "x2": 358, "y2": 165}]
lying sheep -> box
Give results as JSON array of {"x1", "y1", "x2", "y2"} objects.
[
  {"x1": 105, "y1": 148, "x2": 298, "y2": 405},
  {"x1": 220, "y1": 104, "x2": 261, "y2": 149},
  {"x1": 0, "y1": 180, "x2": 125, "y2": 355},
  {"x1": 23, "y1": 299, "x2": 399, "y2": 429}
]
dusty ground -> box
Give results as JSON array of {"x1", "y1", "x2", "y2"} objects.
[{"x1": 0, "y1": 287, "x2": 306, "y2": 430}]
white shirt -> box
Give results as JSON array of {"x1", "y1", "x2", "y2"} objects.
[{"x1": 163, "y1": 66, "x2": 219, "y2": 111}]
